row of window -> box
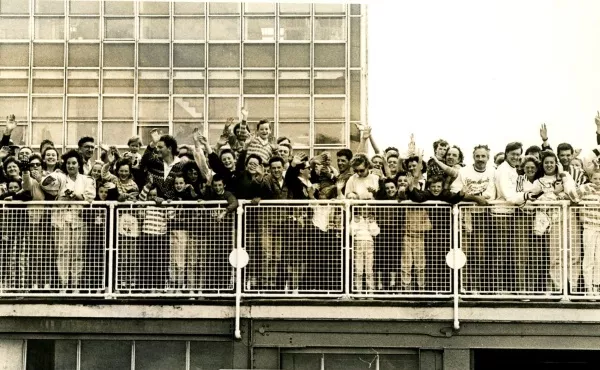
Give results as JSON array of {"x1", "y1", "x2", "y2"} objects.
[
  {"x1": 0, "y1": 16, "x2": 357, "y2": 41},
  {"x1": 0, "y1": 43, "x2": 358, "y2": 68},
  {"x1": 1, "y1": 2, "x2": 361, "y2": 16}
]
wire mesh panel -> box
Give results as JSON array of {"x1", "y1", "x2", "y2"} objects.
[
  {"x1": 114, "y1": 202, "x2": 235, "y2": 297},
  {"x1": 0, "y1": 204, "x2": 107, "y2": 296},
  {"x1": 569, "y1": 205, "x2": 598, "y2": 297},
  {"x1": 350, "y1": 203, "x2": 453, "y2": 296},
  {"x1": 459, "y1": 204, "x2": 564, "y2": 297},
  {"x1": 243, "y1": 202, "x2": 344, "y2": 295}
]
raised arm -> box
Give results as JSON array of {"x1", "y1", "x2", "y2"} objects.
[
  {"x1": 540, "y1": 123, "x2": 552, "y2": 152},
  {"x1": 1, "y1": 114, "x2": 16, "y2": 148},
  {"x1": 430, "y1": 155, "x2": 459, "y2": 177},
  {"x1": 193, "y1": 131, "x2": 212, "y2": 182}
]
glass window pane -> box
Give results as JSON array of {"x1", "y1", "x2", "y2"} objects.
[
  {"x1": 0, "y1": 43, "x2": 28, "y2": 66},
  {"x1": 174, "y1": 97, "x2": 204, "y2": 119},
  {"x1": 103, "y1": 97, "x2": 133, "y2": 119},
  {"x1": 278, "y1": 123, "x2": 309, "y2": 147},
  {"x1": 245, "y1": 2, "x2": 274, "y2": 14},
  {"x1": 244, "y1": 98, "x2": 274, "y2": 121},
  {"x1": 208, "y1": 70, "x2": 239, "y2": 94},
  {"x1": 209, "y1": 17, "x2": 240, "y2": 40},
  {"x1": 135, "y1": 341, "x2": 186, "y2": 370},
  {"x1": 315, "y1": 3, "x2": 346, "y2": 14},
  {"x1": 33, "y1": 43, "x2": 62, "y2": 67},
  {"x1": 189, "y1": 342, "x2": 233, "y2": 370},
  {"x1": 138, "y1": 125, "x2": 168, "y2": 145},
  {"x1": 0, "y1": 70, "x2": 28, "y2": 93},
  {"x1": 314, "y1": 70, "x2": 345, "y2": 94},
  {"x1": 175, "y1": 2, "x2": 205, "y2": 15},
  {"x1": 173, "y1": 44, "x2": 205, "y2": 68},
  {"x1": 104, "y1": 1, "x2": 133, "y2": 15},
  {"x1": 281, "y1": 353, "x2": 323, "y2": 369},
  {"x1": 243, "y1": 44, "x2": 274, "y2": 68},
  {"x1": 140, "y1": 17, "x2": 169, "y2": 39},
  {"x1": 279, "y1": 17, "x2": 310, "y2": 41},
  {"x1": 103, "y1": 70, "x2": 134, "y2": 94},
  {"x1": 315, "y1": 98, "x2": 345, "y2": 120},
  {"x1": 33, "y1": 97, "x2": 63, "y2": 119},
  {"x1": 139, "y1": 44, "x2": 169, "y2": 67},
  {"x1": 80, "y1": 341, "x2": 131, "y2": 370},
  {"x1": 34, "y1": 17, "x2": 64, "y2": 39},
  {"x1": 351, "y1": 4, "x2": 362, "y2": 15},
  {"x1": 68, "y1": 97, "x2": 97, "y2": 118},
  {"x1": 70, "y1": 0, "x2": 99, "y2": 14},
  {"x1": 208, "y1": 44, "x2": 239, "y2": 68},
  {"x1": 104, "y1": 43, "x2": 134, "y2": 67},
  {"x1": 351, "y1": 71, "x2": 361, "y2": 121},
  {"x1": 243, "y1": 71, "x2": 274, "y2": 94},
  {"x1": 279, "y1": 98, "x2": 309, "y2": 120},
  {"x1": 0, "y1": 17, "x2": 29, "y2": 39},
  {"x1": 138, "y1": 70, "x2": 169, "y2": 94},
  {"x1": 173, "y1": 71, "x2": 204, "y2": 94},
  {"x1": 0, "y1": 97, "x2": 27, "y2": 120},
  {"x1": 32, "y1": 122, "x2": 63, "y2": 146},
  {"x1": 67, "y1": 121, "x2": 97, "y2": 145},
  {"x1": 315, "y1": 44, "x2": 345, "y2": 67},
  {"x1": 67, "y1": 70, "x2": 99, "y2": 93},
  {"x1": 27, "y1": 340, "x2": 78, "y2": 370},
  {"x1": 315, "y1": 17, "x2": 346, "y2": 40},
  {"x1": 279, "y1": 44, "x2": 309, "y2": 68},
  {"x1": 103, "y1": 122, "x2": 133, "y2": 143},
  {"x1": 351, "y1": 17, "x2": 361, "y2": 67},
  {"x1": 379, "y1": 354, "x2": 420, "y2": 370},
  {"x1": 278, "y1": 71, "x2": 310, "y2": 94},
  {"x1": 207, "y1": 122, "x2": 224, "y2": 146},
  {"x1": 315, "y1": 122, "x2": 345, "y2": 145},
  {"x1": 138, "y1": 98, "x2": 169, "y2": 120},
  {"x1": 208, "y1": 2, "x2": 240, "y2": 15},
  {"x1": 68, "y1": 43, "x2": 99, "y2": 67},
  {"x1": 208, "y1": 97, "x2": 238, "y2": 120},
  {"x1": 35, "y1": 0, "x2": 64, "y2": 14},
  {"x1": 174, "y1": 17, "x2": 205, "y2": 40},
  {"x1": 279, "y1": 3, "x2": 310, "y2": 14},
  {"x1": 244, "y1": 17, "x2": 275, "y2": 41},
  {"x1": 69, "y1": 17, "x2": 99, "y2": 39},
  {"x1": 32, "y1": 70, "x2": 64, "y2": 93},
  {"x1": 140, "y1": 1, "x2": 169, "y2": 15},
  {"x1": 1, "y1": 1, "x2": 29, "y2": 14},
  {"x1": 105, "y1": 17, "x2": 134, "y2": 39}
]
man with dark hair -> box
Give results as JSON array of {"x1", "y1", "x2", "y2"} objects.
[
  {"x1": 140, "y1": 130, "x2": 185, "y2": 200},
  {"x1": 78, "y1": 136, "x2": 96, "y2": 175},
  {"x1": 384, "y1": 147, "x2": 399, "y2": 160},
  {"x1": 335, "y1": 148, "x2": 353, "y2": 197}
]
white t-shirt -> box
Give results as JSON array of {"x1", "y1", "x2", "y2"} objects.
[{"x1": 344, "y1": 173, "x2": 379, "y2": 200}]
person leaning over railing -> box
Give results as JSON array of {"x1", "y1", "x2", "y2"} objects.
[
  {"x1": 573, "y1": 169, "x2": 600, "y2": 295},
  {"x1": 39, "y1": 150, "x2": 95, "y2": 293}
]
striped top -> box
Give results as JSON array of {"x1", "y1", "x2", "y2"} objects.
[
  {"x1": 577, "y1": 184, "x2": 600, "y2": 228},
  {"x1": 141, "y1": 207, "x2": 168, "y2": 235}
]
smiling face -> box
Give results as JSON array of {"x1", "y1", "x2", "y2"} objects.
[
  {"x1": 445, "y1": 148, "x2": 460, "y2": 166},
  {"x1": 117, "y1": 163, "x2": 131, "y2": 181},
  {"x1": 506, "y1": 148, "x2": 522, "y2": 168},
  {"x1": 18, "y1": 147, "x2": 32, "y2": 161},
  {"x1": 98, "y1": 186, "x2": 109, "y2": 200},
  {"x1": 221, "y1": 152, "x2": 235, "y2": 170},
  {"x1": 246, "y1": 157, "x2": 261, "y2": 175},
  {"x1": 387, "y1": 157, "x2": 399, "y2": 174},
  {"x1": 435, "y1": 144, "x2": 449, "y2": 160},
  {"x1": 473, "y1": 148, "x2": 489, "y2": 171},
  {"x1": 384, "y1": 181, "x2": 397, "y2": 198},
  {"x1": 80, "y1": 141, "x2": 95, "y2": 160},
  {"x1": 257, "y1": 121, "x2": 271, "y2": 140},
  {"x1": 174, "y1": 176, "x2": 186, "y2": 192},
  {"x1": 5, "y1": 162, "x2": 19, "y2": 178},
  {"x1": 428, "y1": 181, "x2": 443, "y2": 196},
  {"x1": 156, "y1": 141, "x2": 171, "y2": 160},
  {"x1": 337, "y1": 156, "x2": 350, "y2": 173},
  {"x1": 543, "y1": 155, "x2": 557, "y2": 176},
  {"x1": 90, "y1": 164, "x2": 102, "y2": 180},
  {"x1": 270, "y1": 160, "x2": 284, "y2": 180},
  {"x1": 128, "y1": 142, "x2": 140, "y2": 154},
  {"x1": 522, "y1": 159, "x2": 538, "y2": 181},
  {"x1": 44, "y1": 149, "x2": 58, "y2": 166},
  {"x1": 7, "y1": 181, "x2": 20, "y2": 193}
]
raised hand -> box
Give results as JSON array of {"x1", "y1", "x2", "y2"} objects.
[
  {"x1": 408, "y1": 134, "x2": 416, "y2": 156},
  {"x1": 108, "y1": 146, "x2": 118, "y2": 163},
  {"x1": 5, "y1": 114, "x2": 16, "y2": 133},
  {"x1": 240, "y1": 107, "x2": 249, "y2": 120},
  {"x1": 595, "y1": 111, "x2": 600, "y2": 127},
  {"x1": 540, "y1": 123, "x2": 548, "y2": 142}
]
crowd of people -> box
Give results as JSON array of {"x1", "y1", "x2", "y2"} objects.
[{"x1": 1, "y1": 108, "x2": 600, "y2": 296}]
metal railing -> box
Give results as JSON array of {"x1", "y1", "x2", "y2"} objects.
[{"x1": 0, "y1": 199, "x2": 595, "y2": 301}]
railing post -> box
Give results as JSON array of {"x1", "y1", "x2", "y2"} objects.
[
  {"x1": 452, "y1": 204, "x2": 460, "y2": 330},
  {"x1": 106, "y1": 202, "x2": 115, "y2": 299},
  {"x1": 234, "y1": 203, "x2": 244, "y2": 339},
  {"x1": 343, "y1": 200, "x2": 352, "y2": 299},
  {"x1": 562, "y1": 202, "x2": 570, "y2": 301}
]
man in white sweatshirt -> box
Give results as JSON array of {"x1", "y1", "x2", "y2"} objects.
[{"x1": 450, "y1": 145, "x2": 496, "y2": 292}]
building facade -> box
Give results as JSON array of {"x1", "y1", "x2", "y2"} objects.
[{"x1": 0, "y1": 0, "x2": 366, "y2": 156}]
